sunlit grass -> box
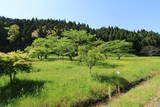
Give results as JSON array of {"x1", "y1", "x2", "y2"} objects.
[
  {"x1": 0, "y1": 56, "x2": 160, "y2": 107},
  {"x1": 107, "y1": 73, "x2": 160, "y2": 107}
]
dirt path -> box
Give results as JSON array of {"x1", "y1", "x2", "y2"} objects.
[
  {"x1": 142, "y1": 91, "x2": 160, "y2": 107},
  {"x1": 91, "y1": 80, "x2": 147, "y2": 107},
  {"x1": 142, "y1": 98, "x2": 160, "y2": 107},
  {"x1": 91, "y1": 76, "x2": 160, "y2": 107},
  {"x1": 92, "y1": 93, "x2": 124, "y2": 107}
]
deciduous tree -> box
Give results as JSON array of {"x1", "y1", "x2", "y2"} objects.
[
  {"x1": 0, "y1": 52, "x2": 32, "y2": 83},
  {"x1": 79, "y1": 47, "x2": 105, "y2": 73},
  {"x1": 7, "y1": 24, "x2": 20, "y2": 42}
]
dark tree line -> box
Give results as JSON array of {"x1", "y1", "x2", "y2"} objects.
[
  {"x1": 1, "y1": 16, "x2": 160, "y2": 55},
  {"x1": 0, "y1": 16, "x2": 95, "y2": 52},
  {"x1": 96, "y1": 27, "x2": 160, "y2": 55}
]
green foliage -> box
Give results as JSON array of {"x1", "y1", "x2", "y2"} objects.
[
  {"x1": 26, "y1": 36, "x2": 78, "y2": 61},
  {"x1": 30, "y1": 38, "x2": 48, "y2": 47},
  {"x1": 7, "y1": 24, "x2": 20, "y2": 42},
  {"x1": 88, "y1": 39, "x2": 105, "y2": 47},
  {"x1": 0, "y1": 52, "x2": 32, "y2": 83},
  {"x1": 25, "y1": 37, "x2": 58, "y2": 60},
  {"x1": 98, "y1": 40, "x2": 133, "y2": 59},
  {"x1": 13, "y1": 60, "x2": 32, "y2": 72},
  {"x1": 96, "y1": 27, "x2": 160, "y2": 54},
  {"x1": 46, "y1": 36, "x2": 58, "y2": 53},
  {"x1": 79, "y1": 47, "x2": 105, "y2": 73},
  {"x1": 63, "y1": 30, "x2": 95, "y2": 45},
  {"x1": 0, "y1": 17, "x2": 94, "y2": 52},
  {"x1": 78, "y1": 45, "x2": 91, "y2": 62},
  {"x1": 47, "y1": 29, "x2": 57, "y2": 36},
  {"x1": 27, "y1": 47, "x2": 50, "y2": 60},
  {"x1": 55, "y1": 38, "x2": 77, "y2": 60},
  {"x1": 1, "y1": 17, "x2": 160, "y2": 56},
  {"x1": 31, "y1": 29, "x2": 39, "y2": 38}
]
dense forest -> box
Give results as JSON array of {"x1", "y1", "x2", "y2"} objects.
[
  {"x1": 0, "y1": 16, "x2": 160, "y2": 55},
  {"x1": 0, "y1": 16, "x2": 94, "y2": 52}
]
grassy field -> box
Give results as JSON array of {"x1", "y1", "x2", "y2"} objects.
[
  {"x1": 0, "y1": 56, "x2": 160, "y2": 107},
  {"x1": 107, "y1": 72, "x2": 160, "y2": 107}
]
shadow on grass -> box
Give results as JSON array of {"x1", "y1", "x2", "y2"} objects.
[
  {"x1": 92, "y1": 74, "x2": 129, "y2": 88},
  {"x1": 115, "y1": 58, "x2": 147, "y2": 61},
  {"x1": 0, "y1": 79, "x2": 46, "y2": 104},
  {"x1": 46, "y1": 57, "x2": 79, "y2": 62},
  {"x1": 96, "y1": 62, "x2": 120, "y2": 69},
  {"x1": 73, "y1": 75, "x2": 130, "y2": 107}
]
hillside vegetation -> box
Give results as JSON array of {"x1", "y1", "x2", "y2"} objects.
[
  {"x1": 1, "y1": 16, "x2": 160, "y2": 55},
  {"x1": 1, "y1": 17, "x2": 160, "y2": 107}
]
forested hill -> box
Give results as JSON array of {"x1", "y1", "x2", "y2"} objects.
[
  {"x1": 0, "y1": 16, "x2": 94, "y2": 52},
  {"x1": 0, "y1": 16, "x2": 160, "y2": 55},
  {"x1": 96, "y1": 27, "x2": 160, "y2": 54}
]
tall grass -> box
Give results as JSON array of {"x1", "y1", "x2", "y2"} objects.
[
  {"x1": 107, "y1": 73, "x2": 160, "y2": 107},
  {"x1": 0, "y1": 56, "x2": 160, "y2": 107}
]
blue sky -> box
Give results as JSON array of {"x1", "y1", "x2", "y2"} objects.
[{"x1": 0, "y1": 0, "x2": 160, "y2": 32}]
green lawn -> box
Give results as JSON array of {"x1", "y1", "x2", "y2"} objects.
[{"x1": 0, "y1": 56, "x2": 160, "y2": 107}]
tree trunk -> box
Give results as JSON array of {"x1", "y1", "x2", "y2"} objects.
[
  {"x1": 58, "y1": 55, "x2": 60, "y2": 60},
  {"x1": 117, "y1": 84, "x2": 120, "y2": 94},
  {"x1": 62, "y1": 56, "x2": 64, "y2": 60},
  {"x1": 89, "y1": 66, "x2": 92, "y2": 74},
  {"x1": 108, "y1": 85, "x2": 112, "y2": 100},
  {"x1": 40, "y1": 56, "x2": 43, "y2": 60},
  {"x1": 79, "y1": 58, "x2": 82, "y2": 63},
  {"x1": 44, "y1": 55, "x2": 48, "y2": 59},
  {"x1": 9, "y1": 73, "x2": 13, "y2": 84},
  {"x1": 69, "y1": 56, "x2": 73, "y2": 61},
  {"x1": 118, "y1": 56, "x2": 121, "y2": 60},
  {"x1": 13, "y1": 71, "x2": 16, "y2": 81}
]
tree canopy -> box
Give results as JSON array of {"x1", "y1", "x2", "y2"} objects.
[
  {"x1": 98, "y1": 40, "x2": 133, "y2": 59},
  {"x1": 63, "y1": 30, "x2": 95, "y2": 45},
  {"x1": 0, "y1": 52, "x2": 32, "y2": 83},
  {"x1": 0, "y1": 17, "x2": 160, "y2": 56}
]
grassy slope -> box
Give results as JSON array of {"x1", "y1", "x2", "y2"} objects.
[
  {"x1": 107, "y1": 72, "x2": 160, "y2": 107},
  {"x1": 0, "y1": 57, "x2": 160, "y2": 107}
]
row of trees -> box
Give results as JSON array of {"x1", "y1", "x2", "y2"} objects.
[
  {"x1": 0, "y1": 28, "x2": 133, "y2": 84},
  {"x1": 25, "y1": 30, "x2": 133, "y2": 72},
  {"x1": 25, "y1": 30, "x2": 96, "y2": 60},
  {"x1": 0, "y1": 16, "x2": 160, "y2": 55},
  {"x1": 78, "y1": 40, "x2": 132, "y2": 72}
]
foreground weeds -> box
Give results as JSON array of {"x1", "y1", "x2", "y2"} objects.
[{"x1": 0, "y1": 57, "x2": 160, "y2": 107}]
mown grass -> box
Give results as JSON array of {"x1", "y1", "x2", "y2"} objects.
[
  {"x1": 0, "y1": 56, "x2": 160, "y2": 107},
  {"x1": 107, "y1": 72, "x2": 160, "y2": 107}
]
